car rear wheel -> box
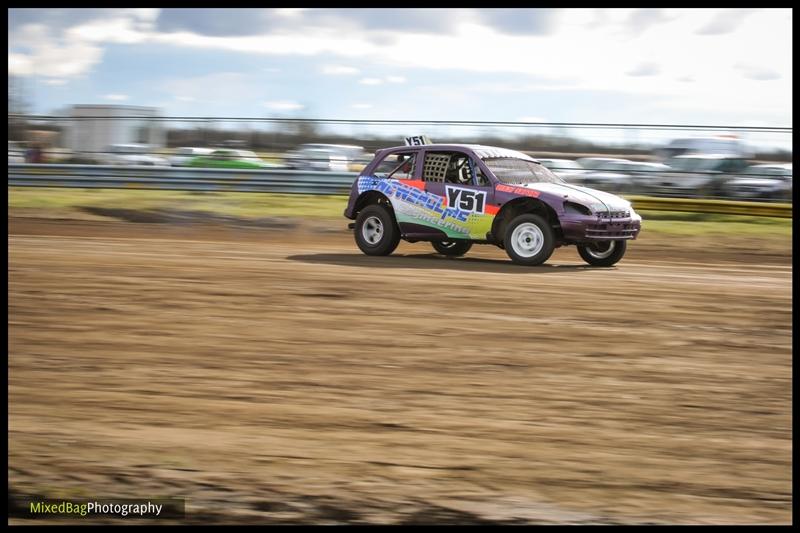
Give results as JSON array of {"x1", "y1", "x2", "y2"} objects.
[
  {"x1": 432, "y1": 240, "x2": 473, "y2": 257},
  {"x1": 503, "y1": 214, "x2": 555, "y2": 266},
  {"x1": 354, "y1": 204, "x2": 401, "y2": 256},
  {"x1": 577, "y1": 240, "x2": 627, "y2": 267}
]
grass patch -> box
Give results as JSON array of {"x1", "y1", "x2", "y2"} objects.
[
  {"x1": 8, "y1": 187, "x2": 348, "y2": 218},
  {"x1": 8, "y1": 187, "x2": 792, "y2": 238},
  {"x1": 637, "y1": 209, "x2": 792, "y2": 237}
]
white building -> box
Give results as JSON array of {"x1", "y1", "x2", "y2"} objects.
[{"x1": 62, "y1": 105, "x2": 166, "y2": 153}]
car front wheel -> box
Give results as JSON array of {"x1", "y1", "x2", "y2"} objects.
[
  {"x1": 577, "y1": 240, "x2": 627, "y2": 267},
  {"x1": 432, "y1": 240, "x2": 473, "y2": 257},
  {"x1": 354, "y1": 204, "x2": 401, "y2": 256},
  {"x1": 503, "y1": 213, "x2": 555, "y2": 266}
]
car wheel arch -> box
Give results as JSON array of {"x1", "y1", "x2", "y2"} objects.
[
  {"x1": 354, "y1": 190, "x2": 397, "y2": 221},
  {"x1": 492, "y1": 197, "x2": 562, "y2": 244}
]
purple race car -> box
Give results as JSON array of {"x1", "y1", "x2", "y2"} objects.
[{"x1": 344, "y1": 138, "x2": 642, "y2": 266}]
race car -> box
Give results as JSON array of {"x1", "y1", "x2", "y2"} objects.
[{"x1": 343, "y1": 138, "x2": 642, "y2": 266}]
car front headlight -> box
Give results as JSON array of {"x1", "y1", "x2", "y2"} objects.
[{"x1": 564, "y1": 201, "x2": 592, "y2": 216}]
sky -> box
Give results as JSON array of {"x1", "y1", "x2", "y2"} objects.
[{"x1": 7, "y1": 8, "x2": 793, "y2": 149}]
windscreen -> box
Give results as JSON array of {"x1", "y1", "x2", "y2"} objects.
[{"x1": 482, "y1": 157, "x2": 564, "y2": 184}]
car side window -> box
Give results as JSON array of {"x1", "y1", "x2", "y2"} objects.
[
  {"x1": 423, "y1": 151, "x2": 478, "y2": 186},
  {"x1": 373, "y1": 152, "x2": 417, "y2": 179},
  {"x1": 474, "y1": 161, "x2": 491, "y2": 186},
  {"x1": 422, "y1": 152, "x2": 451, "y2": 183},
  {"x1": 422, "y1": 151, "x2": 488, "y2": 186}
]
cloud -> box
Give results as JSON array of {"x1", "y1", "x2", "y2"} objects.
[
  {"x1": 67, "y1": 15, "x2": 152, "y2": 44},
  {"x1": 104, "y1": 94, "x2": 129, "y2": 101},
  {"x1": 154, "y1": 8, "x2": 463, "y2": 37},
  {"x1": 274, "y1": 8, "x2": 308, "y2": 18},
  {"x1": 8, "y1": 10, "x2": 158, "y2": 80},
  {"x1": 264, "y1": 100, "x2": 304, "y2": 111},
  {"x1": 735, "y1": 63, "x2": 781, "y2": 81},
  {"x1": 358, "y1": 75, "x2": 405, "y2": 86},
  {"x1": 301, "y1": 8, "x2": 464, "y2": 34},
  {"x1": 626, "y1": 9, "x2": 673, "y2": 34},
  {"x1": 626, "y1": 62, "x2": 660, "y2": 77},
  {"x1": 696, "y1": 9, "x2": 759, "y2": 35},
  {"x1": 8, "y1": 24, "x2": 104, "y2": 79},
  {"x1": 9, "y1": 8, "x2": 155, "y2": 32},
  {"x1": 351, "y1": 103, "x2": 373, "y2": 109},
  {"x1": 6, "y1": 8, "x2": 791, "y2": 129},
  {"x1": 322, "y1": 65, "x2": 360, "y2": 75},
  {"x1": 156, "y1": 9, "x2": 273, "y2": 36},
  {"x1": 162, "y1": 72, "x2": 263, "y2": 104},
  {"x1": 478, "y1": 8, "x2": 558, "y2": 35},
  {"x1": 8, "y1": 53, "x2": 33, "y2": 76}
]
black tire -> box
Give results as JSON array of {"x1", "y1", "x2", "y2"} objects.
[
  {"x1": 503, "y1": 213, "x2": 555, "y2": 266},
  {"x1": 432, "y1": 240, "x2": 473, "y2": 257},
  {"x1": 354, "y1": 204, "x2": 401, "y2": 256},
  {"x1": 577, "y1": 240, "x2": 627, "y2": 267}
]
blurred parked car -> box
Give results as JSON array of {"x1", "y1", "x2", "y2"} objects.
[
  {"x1": 285, "y1": 144, "x2": 367, "y2": 172},
  {"x1": 8, "y1": 141, "x2": 25, "y2": 163},
  {"x1": 187, "y1": 149, "x2": 279, "y2": 169},
  {"x1": 576, "y1": 159, "x2": 638, "y2": 193},
  {"x1": 575, "y1": 160, "x2": 672, "y2": 194},
  {"x1": 623, "y1": 162, "x2": 672, "y2": 192},
  {"x1": 101, "y1": 144, "x2": 171, "y2": 166},
  {"x1": 645, "y1": 154, "x2": 750, "y2": 198},
  {"x1": 654, "y1": 136, "x2": 753, "y2": 160},
  {"x1": 536, "y1": 158, "x2": 589, "y2": 184},
  {"x1": 42, "y1": 147, "x2": 74, "y2": 163},
  {"x1": 169, "y1": 147, "x2": 214, "y2": 167},
  {"x1": 722, "y1": 164, "x2": 792, "y2": 201},
  {"x1": 575, "y1": 157, "x2": 632, "y2": 171}
]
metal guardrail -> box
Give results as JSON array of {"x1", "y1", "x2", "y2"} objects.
[
  {"x1": 8, "y1": 164, "x2": 793, "y2": 218},
  {"x1": 624, "y1": 195, "x2": 792, "y2": 218},
  {"x1": 8, "y1": 164, "x2": 356, "y2": 194}
]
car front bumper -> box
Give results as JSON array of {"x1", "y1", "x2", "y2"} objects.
[{"x1": 560, "y1": 214, "x2": 642, "y2": 243}]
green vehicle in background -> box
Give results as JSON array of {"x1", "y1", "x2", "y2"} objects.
[{"x1": 187, "y1": 149, "x2": 280, "y2": 169}]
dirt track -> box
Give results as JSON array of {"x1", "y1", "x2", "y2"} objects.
[{"x1": 8, "y1": 217, "x2": 793, "y2": 524}]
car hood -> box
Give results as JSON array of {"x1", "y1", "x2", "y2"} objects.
[{"x1": 513, "y1": 182, "x2": 632, "y2": 211}]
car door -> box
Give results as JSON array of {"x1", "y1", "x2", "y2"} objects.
[
  {"x1": 364, "y1": 149, "x2": 433, "y2": 238},
  {"x1": 420, "y1": 150, "x2": 496, "y2": 240}
]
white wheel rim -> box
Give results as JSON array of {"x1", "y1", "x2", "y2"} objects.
[
  {"x1": 439, "y1": 241, "x2": 456, "y2": 248},
  {"x1": 586, "y1": 241, "x2": 616, "y2": 259},
  {"x1": 511, "y1": 222, "x2": 544, "y2": 258},
  {"x1": 361, "y1": 216, "x2": 384, "y2": 245}
]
